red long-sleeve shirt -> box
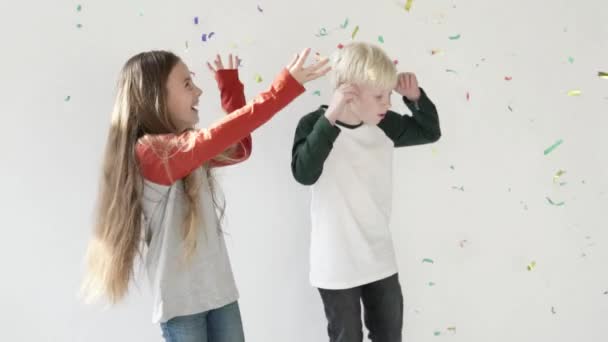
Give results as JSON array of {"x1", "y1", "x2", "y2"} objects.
[{"x1": 135, "y1": 68, "x2": 304, "y2": 185}]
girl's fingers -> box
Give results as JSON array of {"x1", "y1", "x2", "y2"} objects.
[
  {"x1": 227, "y1": 54, "x2": 234, "y2": 69},
  {"x1": 206, "y1": 62, "x2": 216, "y2": 73},
  {"x1": 295, "y1": 48, "x2": 312, "y2": 69},
  {"x1": 287, "y1": 53, "x2": 299, "y2": 70}
]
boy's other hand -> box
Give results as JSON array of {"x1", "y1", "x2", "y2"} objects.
[
  {"x1": 325, "y1": 83, "x2": 359, "y2": 124},
  {"x1": 394, "y1": 72, "x2": 421, "y2": 102}
]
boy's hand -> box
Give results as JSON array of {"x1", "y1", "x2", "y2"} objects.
[
  {"x1": 207, "y1": 53, "x2": 239, "y2": 73},
  {"x1": 325, "y1": 83, "x2": 359, "y2": 124},
  {"x1": 394, "y1": 72, "x2": 421, "y2": 102},
  {"x1": 287, "y1": 48, "x2": 331, "y2": 85}
]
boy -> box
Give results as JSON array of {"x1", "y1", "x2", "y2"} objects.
[{"x1": 291, "y1": 42, "x2": 441, "y2": 342}]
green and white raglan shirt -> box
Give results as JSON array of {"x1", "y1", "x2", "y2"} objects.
[{"x1": 291, "y1": 88, "x2": 441, "y2": 289}]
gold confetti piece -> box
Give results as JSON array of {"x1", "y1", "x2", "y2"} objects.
[
  {"x1": 553, "y1": 170, "x2": 566, "y2": 183},
  {"x1": 255, "y1": 74, "x2": 263, "y2": 83},
  {"x1": 527, "y1": 261, "x2": 536, "y2": 271},
  {"x1": 351, "y1": 25, "x2": 359, "y2": 39},
  {"x1": 405, "y1": 0, "x2": 414, "y2": 11},
  {"x1": 567, "y1": 89, "x2": 581, "y2": 96},
  {"x1": 431, "y1": 49, "x2": 443, "y2": 55},
  {"x1": 447, "y1": 327, "x2": 457, "y2": 333},
  {"x1": 599, "y1": 71, "x2": 608, "y2": 79}
]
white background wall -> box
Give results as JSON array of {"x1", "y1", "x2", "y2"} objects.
[{"x1": 1, "y1": 0, "x2": 607, "y2": 341}]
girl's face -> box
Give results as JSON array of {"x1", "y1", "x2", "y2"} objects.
[{"x1": 166, "y1": 61, "x2": 203, "y2": 132}]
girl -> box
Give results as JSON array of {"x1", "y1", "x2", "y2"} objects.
[{"x1": 82, "y1": 48, "x2": 329, "y2": 341}]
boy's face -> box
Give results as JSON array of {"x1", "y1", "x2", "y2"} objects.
[{"x1": 349, "y1": 83, "x2": 393, "y2": 125}]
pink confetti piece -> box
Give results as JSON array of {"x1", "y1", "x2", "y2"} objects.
[
  {"x1": 337, "y1": 43, "x2": 344, "y2": 49},
  {"x1": 466, "y1": 92, "x2": 470, "y2": 101},
  {"x1": 505, "y1": 76, "x2": 512, "y2": 81}
]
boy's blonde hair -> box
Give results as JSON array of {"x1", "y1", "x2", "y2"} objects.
[{"x1": 330, "y1": 42, "x2": 398, "y2": 90}]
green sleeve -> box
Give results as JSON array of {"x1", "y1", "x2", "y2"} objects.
[
  {"x1": 377, "y1": 87, "x2": 441, "y2": 147},
  {"x1": 291, "y1": 107, "x2": 341, "y2": 185}
]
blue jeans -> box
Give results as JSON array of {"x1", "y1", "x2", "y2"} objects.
[{"x1": 160, "y1": 301, "x2": 245, "y2": 342}]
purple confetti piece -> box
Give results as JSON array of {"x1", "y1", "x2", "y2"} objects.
[{"x1": 194, "y1": 17, "x2": 199, "y2": 25}]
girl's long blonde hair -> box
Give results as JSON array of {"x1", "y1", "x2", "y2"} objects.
[{"x1": 81, "y1": 51, "x2": 234, "y2": 304}]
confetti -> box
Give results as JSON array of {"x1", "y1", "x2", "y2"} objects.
[
  {"x1": 466, "y1": 92, "x2": 470, "y2": 101},
  {"x1": 553, "y1": 170, "x2": 566, "y2": 183},
  {"x1": 405, "y1": 0, "x2": 414, "y2": 11},
  {"x1": 598, "y1": 71, "x2": 608, "y2": 79},
  {"x1": 544, "y1": 139, "x2": 563, "y2": 155},
  {"x1": 551, "y1": 306, "x2": 557, "y2": 314},
  {"x1": 340, "y1": 18, "x2": 349, "y2": 29},
  {"x1": 257, "y1": 5, "x2": 263, "y2": 12},
  {"x1": 201, "y1": 32, "x2": 215, "y2": 42},
  {"x1": 445, "y1": 69, "x2": 458, "y2": 74},
  {"x1": 527, "y1": 261, "x2": 536, "y2": 271},
  {"x1": 567, "y1": 89, "x2": 581, "y2": 96},
  {"x1": 351, "y1": 25, "x2": 359, "y2": 39},
  {"x1": 378, "y1": 35, "x2": 384, "y2": 43},
  {"x1": 447, "y1": 327, "x2": 457, "y2": 333},
  {"x1": 505, "y1": 76, "x2": 513, "y2": 81},
  {"x1": 393, "y1": 59, "x2": 399, "y2": 65},
  {"x1": 568, "y1": 56, "x2": 574, "y2": 64},
  {"x1": 76, "y1": 23, "x2": 83, "y2": 29},
  {"x1": 315, "y1": 28, "x2": 328, "y2": 37},
  {"x1": 508, "y1": 105, "x2": 513, "y2": 112},
  {"x1": 603, "y1": 290, "x2": 608, "y2": 295},
  {"x1": 546, "y1": 197, "x2": 565, "y2": 206},
  {"x1": 422, "y1": 258, "x2": 434, "y2": 264},
  {"x1": 194, "y1": 17, "x2": 199, "y2": 25},
  {"x1": 433, "y1": 331, "x2": 441, "y2": 336},
  {"x1": 450, "y1": 165, "x2": 455, "y2": 170},
  {"x1": 337, "y1": 43, "x2": 344, "y2": 49},
  {"x1": 452, "y1": 186, "x2": 464, "y2": 191},
  {"x1": 255, "y1": 74, "x2": 263, "y2": 83},
  {"x1": 64, "y1": 95, "x2": 71, "y2": 102},
  {"x1": 428, "y1": 282, "x2": 436, "y2": 287},
  {"x1": 185, "y1": 41, "x2": 189, "y2": 50},
  {"x1": 431, "y1": 49, "x2": 443, "y2": 55},
  {"x1": 448, "y1": 34, "x2": 461, "y2": 40},
  {"x1": 313, "y1": 90, "x2": 321, "y2": 96},
  {"x1": 76, "y1": 4, "x2": 82, "y2": 12},
  {"x1": 459, "y1": 240, "x2": 468, "y2": 248}
]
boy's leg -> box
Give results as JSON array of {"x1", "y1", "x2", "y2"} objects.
[
  {"x1": 206, "y1": 301, "x2": 245, "y2": 342},
  {"x1": 361, "y1": 273, "x2": 404, "y2": 342},
  {"x1": 318, "y1": 286, "x2": 364, "y2": 342},
  {"x1": 160, "y1": 311, "x2": 208, "y2": 342}
]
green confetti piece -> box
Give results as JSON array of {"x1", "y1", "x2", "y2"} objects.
[
  {"x1": 76, "y1": 23, "x2": 83, "y2": 28},
  {"x1": 527, "y1": 261, "x2": 536, "y2": 271},
  {"x1": 568, "y1": 56, "x2": 574, "y2": 64},
  {"x1": 599, "y1": 71, "x2": 608, "y2": 79},
  {"x1": 340, "y1": 18, "x2": 349, "y2": 29},
  {"x1": 434, "y1": 331, "x2": 441, "y2": 336},
  {"x1": 315, "y1": 28, "x2": 328, "y2": 37},
  {"x1": 448, "y1": 34, "x2": 461, "y2": 40},
  {"x1": 422, "y1": 258, "x2": 434, "y2": 264},
  {"x1": 543, "y1": 139, "x2": 563, "y2": 155},
  {"x1": 508, "y1": 105, "x2": 513, "y2": 112},
  {"x1": 450, "y1": 165, "x2": 455, "y2": 170},
  {"x1": 428, "y1": 281, "x2": 436, "y2": 287},
  {"x1": 351, "y1": 25, "x2": 359, "y2": 39},
  {"x1": 445, "y1": 69, "x2": 458, "y2": 74},
  {"x1": 378, "y1": 35, "x2": 384, "y2": 43},
  {"x1": 255, "y1": 74, "x2": 263, "y2": 83},
  {"x1": 76, "y1": 4, "x2": 82, "y2": 12},
  {"x1": 567, "y1": 89, "x2": 581, "y2": 96},
  {"x1": 452, "y1": 185, "x2": 464, "y2": 191},
  {"x1": 546, "y1": 197, "x2": 565, "y2": 206},
  {"x1": 64, "y1": 95, "x2": 71, "y2": 102},
  {"x1": 312, "y1": 90, "x2": 321, "y2": 96}
]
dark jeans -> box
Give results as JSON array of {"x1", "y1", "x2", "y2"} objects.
[{"x1": 318, "y1": 273, "x2": 404, "y2": 342}]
